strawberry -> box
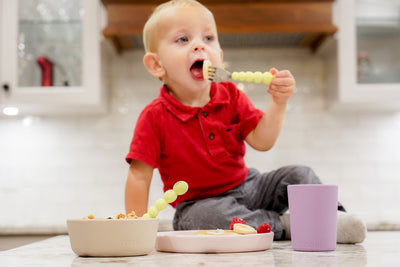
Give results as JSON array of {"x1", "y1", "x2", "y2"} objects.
[
  {"x1": 230, "y1": 217, "x2": 246, "y2": 230},
  {"x1": 257, "y1": 223, "x2": 272, "y2": 233}
]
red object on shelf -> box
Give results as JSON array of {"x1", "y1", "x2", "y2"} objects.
[{"x1": 37, "y1": 56, "x2": 54, "y2": 86}]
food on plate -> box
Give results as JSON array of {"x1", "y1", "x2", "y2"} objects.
[
  {"x1": 191, "y1": 218, "x2": 273, "y2": 237},
  {"x1": 230, "y1": 217, "x2": 272, "y2": 234},
  {"x1": 196, "y1": 229, "x2": 239, "y2": 235},
  {"x1": 230, "y1": 217, "x2": 246, "y2": 230},
  {"x1": 233, "y1": 223, "x2": 257, "y2": 234},
  {"x1": 257, "y1": 223, "x2": 272, "y2": 234}
]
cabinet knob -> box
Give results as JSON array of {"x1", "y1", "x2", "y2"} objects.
[{"x1": 2, "y1": 83, "x2": 10, "y2": 92}]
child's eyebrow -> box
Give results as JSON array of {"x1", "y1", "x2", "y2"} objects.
[{"x1": 171, "y1": 30, "x2": 190, "y2": 39}]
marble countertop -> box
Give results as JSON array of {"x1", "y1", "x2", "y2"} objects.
[{"x1": 1, "y1": 232, "x2": 399, "y2": 266}]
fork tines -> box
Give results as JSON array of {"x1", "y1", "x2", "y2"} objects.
[
  {"x1": 207, "y1": 66, "x2": 217, "y2": 81},
  {"x1": 207, "y1": 66, "x2": 232, "y2": 82}
]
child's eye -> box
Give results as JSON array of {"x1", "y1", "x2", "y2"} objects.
[
  {"x1": 204, "y1": 35, "x2": 214, "y2": 42},
  {"x1": 177, "y1": 36, "x2": 188, "y2": 43}
]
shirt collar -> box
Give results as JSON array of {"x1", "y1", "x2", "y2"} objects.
[{"x1": 160, "y1": 83, "x2": 230, "y2": 122}]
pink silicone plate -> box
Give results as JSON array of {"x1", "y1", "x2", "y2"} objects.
[{"x1": 156, "y1": 230, "x2": 274, "y2": 253}]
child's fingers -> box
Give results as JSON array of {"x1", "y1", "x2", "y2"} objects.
[
  {"x1": 268, "y1": 68, "x2": 293, "y2": 78},
  {"x1": 268, "y1": 69, "x2": 295, "y2": 85},
  {"x1": 276, "y1": 70, "x2": 293, "y2": 77},
  {"x1": 268, "y1": 83, "x2": 293, "y2": 92},
  {"x1": 268, "y1": 80, "x2": 295, "y2": 97},
  {"x1": 271, "y1": 77, "x2": 295, "y2": 87},
  {"x1": 269, "y1": 67, "x2": 278, "y2": 75},
  {"x1": 267, "y1": 68, "x2": 295, "y2": 101},
  {"x1": 269, "y1": 78, "x2": 295, "y2": 92},
  {"x1": 273, "y1": 69, "x2": 293, "y2": 77},
  {"x1": 268, "y1": 87, "x2": 292, "y2": 96}
]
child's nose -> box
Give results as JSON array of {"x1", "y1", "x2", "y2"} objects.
[{"x1": 192, "y1": 40, "x2": 206, "y2": 52}]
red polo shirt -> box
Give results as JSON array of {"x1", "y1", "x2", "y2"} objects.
[{"x1": 126, "y1": 82, "x2": 264, "y2": 207}]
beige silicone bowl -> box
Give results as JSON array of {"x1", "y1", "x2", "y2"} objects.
[{"x1": 67, "y1": 218, "x2": 159, "y2": 257}]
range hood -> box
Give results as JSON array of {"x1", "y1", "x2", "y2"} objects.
[{"x1": 101, "y1": 0, "x2": 337, "y2": 54}]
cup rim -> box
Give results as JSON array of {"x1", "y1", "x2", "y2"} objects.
[{"x1": 288, "y1": 184, "x2": 337, "y2": 188}]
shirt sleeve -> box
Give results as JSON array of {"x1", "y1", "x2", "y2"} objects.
[
  {"x1": 232, "y1": 84, "x2": 264, "y2": 139},
  {"x1": 125, "y1": 106, "x2": 161, "y2": 168}
]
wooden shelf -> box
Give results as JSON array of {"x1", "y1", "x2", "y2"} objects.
[{"x1": 101, "y1": 0, "x2": 337, "y2": 54}]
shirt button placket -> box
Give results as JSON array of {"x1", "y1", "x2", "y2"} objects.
[{"x1": 200, "y1": 110, "x2": 214, "y2": 141}]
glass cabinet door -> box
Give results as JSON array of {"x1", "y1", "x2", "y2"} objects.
[
  {"x1": 18, "y1": 0, "x2": 83, "y2": 88},
  {"x1": 356, "y1": 0, "x2": 400, "y2": 84},
  {"x1": 1, "y1": 0, "x2": 104, "y2": 115}
]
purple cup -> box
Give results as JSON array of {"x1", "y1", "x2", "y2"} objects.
[{"x1": 288, "y1": 184, "x2": 338, "y2": 251}]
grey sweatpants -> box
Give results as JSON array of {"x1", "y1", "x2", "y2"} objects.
[{"x1": 173, "y1": 165, "x2": 345, "y2": 240}]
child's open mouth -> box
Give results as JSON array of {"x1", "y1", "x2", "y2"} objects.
[{"x1": 190, "y1": 60, "x2": 204, "y2": 80}]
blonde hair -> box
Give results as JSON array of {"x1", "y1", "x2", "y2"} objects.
[{"x1": 143, "y1": 0, "x2": 213, "y2": 53}]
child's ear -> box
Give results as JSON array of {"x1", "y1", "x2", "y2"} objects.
[{"x1": 143, "y1": 53, "x2": 165, "y2": 78}]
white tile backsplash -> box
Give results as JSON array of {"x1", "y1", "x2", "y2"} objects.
[{"x1": 1, "y1": 46, "x2": 400, "y2": 233}]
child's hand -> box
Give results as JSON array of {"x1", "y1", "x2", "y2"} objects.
[{"x1": 267, "y1": 68, "x2": 295, "y2": 104}]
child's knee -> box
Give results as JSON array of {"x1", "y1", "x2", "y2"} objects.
[{"x1": 287, "y1": 165, "x2": 320, "y2": 185}]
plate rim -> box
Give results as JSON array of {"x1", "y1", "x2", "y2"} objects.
[{"x1": 156, "y1": 230, "x2": 274, "y2": 253}]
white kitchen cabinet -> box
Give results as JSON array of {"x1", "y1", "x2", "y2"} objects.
[
  {"x1": 324, "y1": 0, "x2": 400, "y2": 110},
  {"x1": 0, "y1": 0, "x2": 107, "y2": 115}
]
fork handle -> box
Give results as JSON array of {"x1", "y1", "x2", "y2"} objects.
[{"x1": 231, "y1": 71, "x2": 273, "y2": 85}]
